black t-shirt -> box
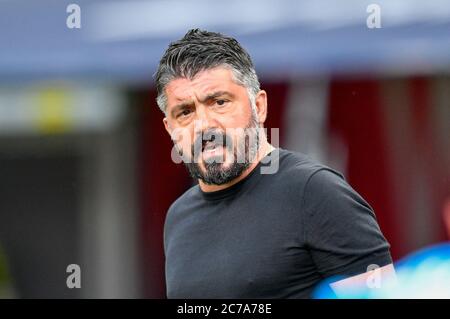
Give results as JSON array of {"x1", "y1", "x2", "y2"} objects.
[{"x1": 164, "y1": 148, "x2": 392, "y2": 298}]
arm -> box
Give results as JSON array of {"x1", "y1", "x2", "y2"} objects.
[{"x1": 302, "y1": 168, "x2": 393, "y2": 287}]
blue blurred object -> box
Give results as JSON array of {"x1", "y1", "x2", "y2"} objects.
[
  {"x1": 1, "y1": 0, "x2": 450, "y2": 83},
  {"x1": 313, "y1": 243, "x2": 450, "y2": 299}
]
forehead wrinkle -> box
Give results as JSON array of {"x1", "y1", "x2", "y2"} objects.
[
  {"x1": 174, "y1": 83, "x2": 223, "y2": 105},
  {"x1": 166, "y1": 68, "x2": 239, "y2": 113}
]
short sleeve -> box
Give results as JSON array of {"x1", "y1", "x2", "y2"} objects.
[{"x1": 302, "y1": 168, "x2": 392, "y2": 278}]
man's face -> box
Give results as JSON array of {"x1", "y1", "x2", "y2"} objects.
[{"x1": 163, "y1": 67, "x2": 263, "y2": 185}]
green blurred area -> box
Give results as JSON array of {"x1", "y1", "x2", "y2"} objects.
[
  {"x1": 0, "y1": 244, "x2": 15, "y2": 298},
  {"x1": 0, "y1": 244, "x2": 11, "y2": 284}
]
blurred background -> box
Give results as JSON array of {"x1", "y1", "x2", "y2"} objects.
[{"x1": 0, "y1": 0, "x2": 449, "y2": 298}]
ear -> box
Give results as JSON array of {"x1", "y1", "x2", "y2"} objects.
[
  {"x1": 254, "y1": 90, "x2": 268, "y2": 126},
  {"x1": 163, "y1": 117, "x2": 172, "y2": 136}
]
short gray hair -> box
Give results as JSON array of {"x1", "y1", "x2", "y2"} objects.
[{"x1": 154, "y1": 29, "x2": 260, "y2": 114}]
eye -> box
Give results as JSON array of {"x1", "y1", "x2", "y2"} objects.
[
  {"x1": 215, "y1": 99, "x2": 228, "y2": 106},
  {"x1": 177, "y1": 108, "x2": 192, "y2": 118}
]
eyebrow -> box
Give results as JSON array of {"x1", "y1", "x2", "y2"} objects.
[
  {"x1": 170, "y1": 91, "x2": 235, "y2": 118},
  {"x1": 170, "y1": 101, "x2": 193, "y2": 118},
  {"x1": 199, "y1": 91, "x2": 235, "y2": 104}
]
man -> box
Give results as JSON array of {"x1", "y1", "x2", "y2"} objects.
[{"x1": 156, "y1": 29, "x2": 394, "y2": 298}]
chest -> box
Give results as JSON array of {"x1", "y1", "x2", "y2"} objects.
[{"x1": 165, "y1": 199, "x2": 315, "y2": 298}]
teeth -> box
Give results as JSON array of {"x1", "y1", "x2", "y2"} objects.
[
  {"x1": 203, "y1": 141, "x2": 223, "y2": 152},
  {"x1": 204, "y1": 141, "x2": 216, "y2": 151}
]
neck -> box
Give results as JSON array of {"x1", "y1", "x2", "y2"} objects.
[{"x1": 198, "y1": 141, "x2": 275, "y2": 193}]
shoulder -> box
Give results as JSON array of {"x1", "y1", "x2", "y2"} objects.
[
  {"x1": 271, "y1": 149, "x2": 357, "y2": 215},
  {"x1": 167, "y1": 183, "x2": 199, "y2": 215},
  {"x1": 164, "y1": 184, "x2": 201, "y2": 250},
  {"x1": 274, "y1": 148, "x2": 344, "y2": 189},
  {"x1": 165, "y1": 184, "x2": 200, "y2": 226}
]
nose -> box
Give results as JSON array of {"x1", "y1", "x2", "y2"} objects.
[{"x1": 193, "y1": 105, "x2": 217, "y2": 136}]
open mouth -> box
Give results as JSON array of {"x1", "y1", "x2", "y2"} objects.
[{"x1": 202, "y1": 135, "x2": 225, "y2": 153}]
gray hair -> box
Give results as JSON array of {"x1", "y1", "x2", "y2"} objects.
[{"x1": 154, "y1": 29, "x2": 260, "y2": 114}]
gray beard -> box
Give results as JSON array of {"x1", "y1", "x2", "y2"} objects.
[{"x1": 183, "y1": 117, "x2": 260, "y2": 185}]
